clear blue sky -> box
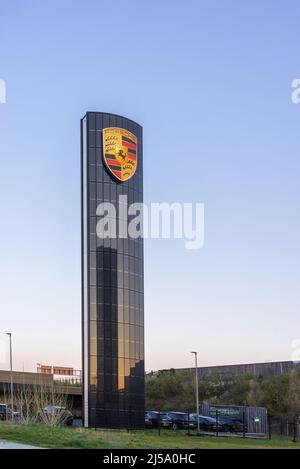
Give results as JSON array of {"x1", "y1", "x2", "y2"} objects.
[{"x1": 0, "y1": 0, "x2": 300, "y2": 372}]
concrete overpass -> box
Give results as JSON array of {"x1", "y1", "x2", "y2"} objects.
[{"x1": 0, "y1": 370, "x2": 82, "y2": 416}]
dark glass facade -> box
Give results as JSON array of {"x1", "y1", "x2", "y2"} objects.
[{"x1": 81, "y1": 112, "x2": 144, "y2": 428}]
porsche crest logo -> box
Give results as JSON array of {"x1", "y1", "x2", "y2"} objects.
[{"x1": 103, "y1": 127, "x2": 137, "y2": 182}]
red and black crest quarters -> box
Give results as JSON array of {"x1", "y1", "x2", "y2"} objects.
[{"x1": 103, "y1": 127, "x2": 137, "y2": 182}]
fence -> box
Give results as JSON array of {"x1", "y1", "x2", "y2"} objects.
[
  {"x1": 269, "y1": 416, "x2": 299, "y2": 442},
  {"x1": 202, "y1": 403, "x2": 267, "y2": 434}
]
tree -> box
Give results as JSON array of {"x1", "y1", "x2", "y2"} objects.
[
  {"x1": 246, "y1": 378, "x2": 263, "y2": 407},
  {"x1": 286, "y1": 370, "x2": 300, "y2": 417},
  {"x1": 146, "y1": 370, "x2": 195, "y2": 411},
  {"x1": 260, "y1": 375, "x2": 290, "y2": 416},
  {"x1": 145, "y1": 368, "x2": 300, "y2": 418},
  {"x1": 3, "y1": 384, "x2": 70, "y2": 426}
]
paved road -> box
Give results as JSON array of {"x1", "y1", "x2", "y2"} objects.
[{"x1": 0, "y1": 439, "x2": 41, "y2": 449}]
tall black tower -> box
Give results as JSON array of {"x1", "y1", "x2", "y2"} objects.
[{"x1": 81, "y1": 112, "x2": 144, "y2": 428}]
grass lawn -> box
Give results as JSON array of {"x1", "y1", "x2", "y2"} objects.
[{"x1": 0, "y1": 423, "x2": 299, "y2": 449}]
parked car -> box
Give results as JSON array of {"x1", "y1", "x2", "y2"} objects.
[
  {"x1": 145, "y1": 412, "x2": 152, "y2": 427},
  {"x1": 217, "y1": 416, "x2": 247, "y2": 433},
  {"x1": 145, "y1": 411, "x2": 172, "y2": 428},
  {"x1": 166, "y1": 412, "x2": 195, "y2": 430},
  {"x1": 39, "y1": 406, "x2": 74, "y2": 426},
  {"x1": 0, "y1": 403, "x2": 19, "y2": 421},
  {"x1": 189, "y1": 414, "x2": 222, "y2": 431}
]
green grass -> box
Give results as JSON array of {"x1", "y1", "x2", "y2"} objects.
[{"x1": 0, "y1": 423, "x2": 299, "y2": 449}]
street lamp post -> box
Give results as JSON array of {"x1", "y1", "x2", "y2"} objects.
[
  {"x1": 190, "y1": 351, "x2": 200, "y2": 434},
  {"x1": 36, "y1": 363, "x2": 42, "y2": 387},
  {"x1": 6, "y1": 333, "x2": 13, "y2": 421}
]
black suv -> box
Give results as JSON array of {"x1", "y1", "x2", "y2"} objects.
[
  {"x1": 189, "y1": 413, "x2": 222, "y2": 431},
  {"x1": 165, "y1": 412, "x2": 195, "y2": 430},
  {"x1": 217, "y1": 416, "x2": 247, "y2": 433},
  {"x1": 145, "y1": 411, "x2": 172, "y2": 428}
]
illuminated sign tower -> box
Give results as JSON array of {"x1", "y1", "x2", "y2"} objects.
[{"x1": 81, "y1": 112, "x2": 144, "y2": 428}]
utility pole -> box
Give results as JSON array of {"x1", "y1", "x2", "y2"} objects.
[
  {"x1": 190, "y1": 351, "x2": 200, "y2": 434},
  {"x1": 6, "y1": 333, "x2": 13, "y2": 421}
]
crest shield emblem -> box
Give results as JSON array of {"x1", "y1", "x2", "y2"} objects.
[{"x1": 103, "y1": 127, "x2": 137, "y2": 182}]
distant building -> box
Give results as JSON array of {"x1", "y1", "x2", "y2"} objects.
[{"x1": 147, "y1": 360, "x2": 300, "y2": 380}]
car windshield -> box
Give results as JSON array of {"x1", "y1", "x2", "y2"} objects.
[
  {"x1": 204, "y1": 416, "x2": 217, "y2": 422},
  {"x1": 146, "y1": 412, "x2": 168, "y2": 418},
  {"x1": 169, "y1": 413, "x2": 187, "y2": 420},
  {"x1": 153, "y1": 412, "x2": 168, "y2": 418},
  {"x1": 192, "y1": 414, "x2": 216, "y2": 422}
]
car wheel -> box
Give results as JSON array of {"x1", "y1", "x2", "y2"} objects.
[{"x1": 172, "y1": 422, "x2": 178, "y2": 430}]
